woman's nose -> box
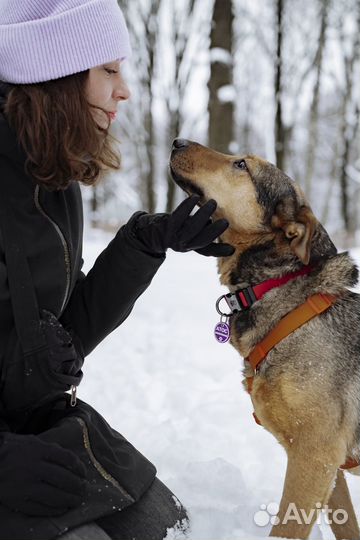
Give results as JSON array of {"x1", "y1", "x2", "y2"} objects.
[{"x1": 114, "y1": 80, "x2": 131, "y2": 101}]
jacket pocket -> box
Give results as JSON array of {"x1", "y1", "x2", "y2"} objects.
[{"x1": 0, "y1": 328, "x2": 82, "y2": 413}]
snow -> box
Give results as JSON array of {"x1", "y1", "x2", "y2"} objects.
[
  {"x1": 209, "y1": 48, "x2": 233, "y2": 67},
  {"x1": 79, "y1": 230, "x2": 360, "y2": 540},
  {"x1": 217, "y1": 84, "x2": 237, "y2": 104}
]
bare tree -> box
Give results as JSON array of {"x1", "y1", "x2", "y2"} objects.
[
  {"x1": 119, "y1": 0, "x2": 160, "y2": 214},
  {"x1": 164, "y1": 0, "x2": 197, "y2": 212},
  {"x1": 143, "y1": 1, "x2": 160, "y2": 213},
  {"x1": 208, "y1": 0, "x2": 235, "y2": 153},
  {"x1": 337, "y1": 0, "x2": 360, "y2": 233},
  {"x1": 303, "y1": 0, "x2": 329, "y2": 199},
  {"x1": 274, "y1": 0, "x2": 285, "y2": 169}
]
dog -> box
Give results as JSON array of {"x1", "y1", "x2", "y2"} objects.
[{"x1": 169, "y1": 138, "x2": 360, "y2": 540}]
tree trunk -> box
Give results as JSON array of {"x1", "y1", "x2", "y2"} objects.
[
  {"x1": 303, "y1": 0, "x2": 329, "y2": 199},
  {"x1": 91, "y1": 185, "x2": 99, "y2": 228},
  {"x1": 165, "y1": 0, "x2": 196, "y2": 213},
  {"x1": 274, "y1": 0, "x2": 285, "y2": 170},
  {"x1": 338, "y1": 0, "x2": 360, "y2": 233},
  {"x1": 143, "y1": 3, "x2": 159, "y2": 214},
  {"x1": 166, "y1": 113, "x2": 180, "y2": 213},
  {"x1": 208, "y1": 0, "x2": 234, "y2": 153}
]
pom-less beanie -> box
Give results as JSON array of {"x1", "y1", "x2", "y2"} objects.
[{"x1": 0, "y1": 0, "x2": 131, "y2": 84}]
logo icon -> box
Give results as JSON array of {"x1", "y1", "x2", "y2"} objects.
[{"x1": 253, "y1": 502, "x2": 280, "y2": 526}]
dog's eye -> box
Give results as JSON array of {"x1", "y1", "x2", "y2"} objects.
[{"x1": 234, "y1": 160, "x2": 247, "y2": 171}]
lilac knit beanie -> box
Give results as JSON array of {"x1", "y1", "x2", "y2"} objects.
[{"x1": 0, "y1": 0, "x2": 131, "y2": 84}]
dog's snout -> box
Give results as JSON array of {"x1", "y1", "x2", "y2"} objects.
[{"x1": 172, "y1": 138, "x2": 190, "y2": 150}]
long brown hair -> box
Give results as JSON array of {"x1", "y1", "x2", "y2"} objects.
[{"x1": 4, "y1": 70, "x2": 121, "y2": 191}]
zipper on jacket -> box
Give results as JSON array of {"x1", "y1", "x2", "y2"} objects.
[
  {"x1": 34, "y1": 185, "x2": 71, "y2": 315},
  {"x1": 74, "y1": 416, "x2": 135, "y2": 502}
]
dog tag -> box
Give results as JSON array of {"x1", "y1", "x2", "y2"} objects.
[{"x1": 214, "y1": 317, "x2": 230, "y2": 343}]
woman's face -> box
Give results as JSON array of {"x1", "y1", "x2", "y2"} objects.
[{"x1": 85, "y1": 59, "x2": 130, "y2": 128}]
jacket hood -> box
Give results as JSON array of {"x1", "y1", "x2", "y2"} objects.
[{"x1": 0, "y1": 81, "x2": 28, "y2": 168}]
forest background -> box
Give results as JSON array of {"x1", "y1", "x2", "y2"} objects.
[{"x1": 85, "y1": 0, "x2": 360, "y2": 249}]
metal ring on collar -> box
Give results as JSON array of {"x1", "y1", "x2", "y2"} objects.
[{"x1": 215, "y1": 295, "x2": 233, "y2": 317}]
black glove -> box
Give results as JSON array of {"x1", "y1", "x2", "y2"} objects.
[
  {"x1": 0, "y1": 432, "x2": 87, "y2": 516},
  {"x1": 126, "y1": 195, "x2": 235, "y2": 257},
  {"x1": 40, "y1": 309, "x2": 84, "y2": 378}
]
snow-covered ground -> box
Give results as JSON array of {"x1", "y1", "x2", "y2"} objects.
[{"x1": 79, "y1": 229, "x2": 360, "y2": 540}]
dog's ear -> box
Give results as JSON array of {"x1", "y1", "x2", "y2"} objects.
[{"x1": 271, "y1": 200, "x2": 317, "y2": 265}]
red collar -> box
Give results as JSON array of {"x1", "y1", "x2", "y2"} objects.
[
  {"x1": 243, "y1": 266, "x2": 314, "y2": 306},
  {"x1": 216, "y1": 266, "x2": 314, "y2": 316}
]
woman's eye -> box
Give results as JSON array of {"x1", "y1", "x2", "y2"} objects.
[
  {"x1": 234, "y1": 159, "x2": 247, "y2": 171},
  {"x1": 105, "y1": 68, "x2": 118, "y2": 75}
]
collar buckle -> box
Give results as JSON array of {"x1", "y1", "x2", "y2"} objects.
[
  {"x1": 216, "y1": 285, "x2": 258, "y2": 317},
  {"x1": 237, "y1": 285, "x2": 257, "y2": 309}
]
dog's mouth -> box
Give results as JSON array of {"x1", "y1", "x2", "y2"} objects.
[{"x1": 169, "y1": 165, "x2": 205, "y2": 201}]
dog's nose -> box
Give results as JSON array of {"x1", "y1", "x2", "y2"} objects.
[{"x1": 172, "y1": 138, "x2": 190, "y2": 149}]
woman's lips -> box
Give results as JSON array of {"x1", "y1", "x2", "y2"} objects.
[{"x1": 108, "y1": 112, "x2": 117, "y2": 122}]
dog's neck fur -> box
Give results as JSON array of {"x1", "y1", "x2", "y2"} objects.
[
  {"x1": 218, "y1": 221, "x2": 338, "y2": 290},
  {"x1": 228, "y1": 240, "x2": 304, "y2": 289}
]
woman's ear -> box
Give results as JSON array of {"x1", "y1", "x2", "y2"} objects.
[{"x1": 271, "y1": 201, "x2": 317, "y2": 265}]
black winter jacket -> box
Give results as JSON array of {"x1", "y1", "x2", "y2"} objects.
[
  {"x1": 0, "y1": 82, "x2": 166, "y2": 526},
  {"x1": 0, "y1": 83, "x2": 165, "y2": 424}
]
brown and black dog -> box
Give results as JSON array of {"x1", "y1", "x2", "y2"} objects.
[{"x1": 170, "y1": 139, "x2": 360, "y2": 540}]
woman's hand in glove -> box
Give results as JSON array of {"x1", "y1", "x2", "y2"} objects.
[
  {"x1": 0, "y1": 433, "x2": 87, "y2": 516},
  {"x1": 125, "y1": 195, "x2": 235, "y2": 257}
]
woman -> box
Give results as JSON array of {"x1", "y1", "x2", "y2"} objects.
[{"x1": 0, "y1": 1, "x2": 234, "y2": 539}]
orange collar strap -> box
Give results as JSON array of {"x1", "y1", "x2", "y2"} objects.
[
  {"x1": 246, "y1": 293, "x2": 337, "y2": 372},
  {"x1": 245, "y1": 292, "x2": 360, "y2": 470}
]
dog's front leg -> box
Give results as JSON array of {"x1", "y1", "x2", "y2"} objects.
[
  {"x1": 326, "y1": 469, "x2": 360, "y2": 540},
  {"x1": 269, "y1": 438, "x2": 346, "y2": 539}
]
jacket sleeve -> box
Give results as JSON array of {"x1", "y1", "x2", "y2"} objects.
[{"x1": 59, "y1": 221, "x2": 166, "y2": 357}]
